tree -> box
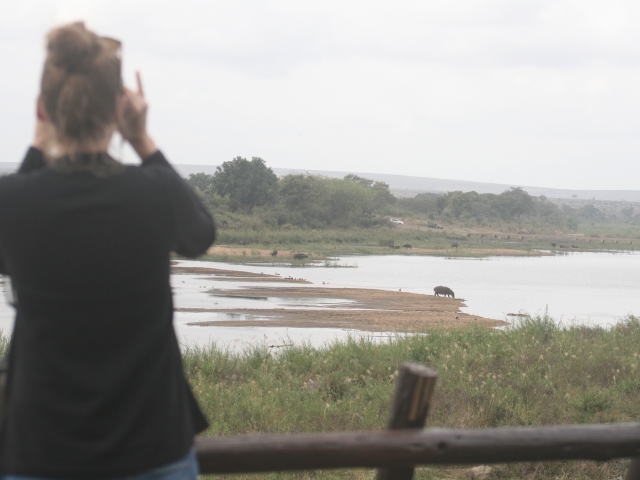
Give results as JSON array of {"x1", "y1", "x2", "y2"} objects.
[
  {"x1": 578, "y1": 204, "x2": 603, "y2": 220},
  {"x1": 212, "y1": 156, "x2": 278, "y2": 211},
  {"x1": 448, "y1": 191, "x2": 475, "y2": 220},
  {"x1": 435, "y1": 194, "x2": 448, "y2": 214},
  {"x1": 343, "y1": 174, "x2": 374, "y2": 189},
  {"x1": 186, "y1": 173, "x2": 215, "y2": 193},
  {"x1": 326, "y1": 178, "x2": 373, "y2": 225},
  {"x1": 344, "y1": 174, "x2": 395, "y2": 209},
  {"x1": 493, "y1": 187, "x2": 535, "y2": 220},
  {"x1": 278, "y1": 174, "x2": 328, "y2": 225}
]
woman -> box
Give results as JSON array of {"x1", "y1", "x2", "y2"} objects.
[{"x1": 0, "y1": 23, "x2": 215, "y2": 479}]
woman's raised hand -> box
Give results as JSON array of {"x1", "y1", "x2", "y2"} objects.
[{"x1": 117, "y1": 72, "x2": 157, "y2": 160}]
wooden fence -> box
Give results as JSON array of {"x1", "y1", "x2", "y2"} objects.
[{"x1": 193, "y1": 363, "x2": 640, "y2": 479}]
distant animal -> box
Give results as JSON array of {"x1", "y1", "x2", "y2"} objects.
[
  {"x1": 559, "y1": 245, "x2": 567, "y2": 248},
  {"x1": 551, "y1": 243, "x2": 556, "y2": 247},
  {"x1": 451, "y1": 243, "x2": 459, "y2": 248},
  {"x1": 493, "y1": 235, "x2": 498, "y2": 238},
  {"x1": 467, "y1": 233, "x2": 471, "y2": 237},
  {"x1": 293, "y1": 253, "x2": 308, "y2": 260},
  {"x1": 270, "y1": 250, "x2": 278, "y2": 257},
  {"x1": 520, "y1": 236, "x2": 524, "y2": 240},
  {"x1": 434, "y1": 286, "x2": 455, "y2": 298},
  {"x1": 506, "y1": 235, "x2": 510, "y2": 239},
  {"x1": 571, "y1": 245, "x2": 578, "y2": 248},
  {"x1": 392, "y1": 245, "x2": 400, "y2": 249},
  {"x1": 601, "y1": 239, "x2": 605, "y2": 243},
  {"x1": 403, "y1": 244, "x2": 412, "y2": 249}
]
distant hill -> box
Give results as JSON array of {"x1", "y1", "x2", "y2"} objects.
[
  {"x1": 2, "y1": 162, "x2": 639, "y2": 202},
  {"x1": 173, "y1": 164, "x2": 640, "y2": 203}
]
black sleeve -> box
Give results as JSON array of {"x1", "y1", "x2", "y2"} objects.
[
  {"x1": 17, "y1": 147, "x2": 46, "y2": 174},
  {"x1": 142, "y1": 151, "x2": 216, "y2": 257},
  {"x1": 0, "y1": 147, "x2": 45, "y2": 275}
]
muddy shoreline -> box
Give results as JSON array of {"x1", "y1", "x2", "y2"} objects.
[
  {"x1": 178, "y1": 284, "x2": 505, "y2": 332},
  {"x1": 171, "y1": 265, "x2": 311, "y2": 284}
]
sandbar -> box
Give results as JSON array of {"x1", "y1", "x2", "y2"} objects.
[{"x1": 180, "y1": 285, "x2": 505, "y2": 332}]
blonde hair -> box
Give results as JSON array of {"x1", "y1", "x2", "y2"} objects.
[{"x1": 40, "y1": 22, "x2": 122, "y2": 153}]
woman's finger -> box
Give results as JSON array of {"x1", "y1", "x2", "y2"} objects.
[{"x1": 136, "y1": 71, "x2": 144, "y2": 98}]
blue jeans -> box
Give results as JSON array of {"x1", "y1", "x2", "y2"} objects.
[{"x1": 0, "y1": 448, "x2": 199, "y2": 480}]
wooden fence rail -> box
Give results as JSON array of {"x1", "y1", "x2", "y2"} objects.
[
  {"x1": 194, "y1": 424, "x2": 640, "y2": 474},
  {"x1": 193, "y1": 363, "x2": 640, "y2": 479}
]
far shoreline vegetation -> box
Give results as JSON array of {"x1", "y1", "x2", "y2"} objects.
[{"x1": 186, "y1": 157, "x2": 640, "y2": 264}]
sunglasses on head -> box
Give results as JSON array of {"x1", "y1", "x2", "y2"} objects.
[{"x1": 101, "y1": 37, "x2": 122, "y2": 59}]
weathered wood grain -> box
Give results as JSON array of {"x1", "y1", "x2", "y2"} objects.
[
  {"x1": 376, "y1": 363, "x2": 438, "y2": 480},
  {"x1": 195, "y1": 423, "x2": 640, "y2": 474}
]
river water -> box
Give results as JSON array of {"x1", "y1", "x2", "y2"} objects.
[{"x1": 0, "y1": 251, "x2": 638, "y2": 349}]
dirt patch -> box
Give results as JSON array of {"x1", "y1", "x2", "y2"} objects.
[
  {"x1": 171, "y1": 266, "x2": 311, "y2": 284},
  {"x1": 181, "y1": 286, "x2": 505, "y2": 332}
]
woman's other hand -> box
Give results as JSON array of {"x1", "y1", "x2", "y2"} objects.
[{"x1": 117, "y1": 72, "x2": 157, "y2": 160}]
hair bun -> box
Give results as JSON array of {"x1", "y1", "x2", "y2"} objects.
[
  {"x1": 47, "y1": 22, "x2": 102, "y2": 74},
  {"x1": 41, "y1": 22, "x2": 121, "y2": 148}
]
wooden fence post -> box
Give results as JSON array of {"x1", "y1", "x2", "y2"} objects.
[
  {"x1": 626, "y1": 458, "x2": 640, "y2": 480},
  {"x1": 375, "y1": 363, "x2": 438, "y2": 480}
]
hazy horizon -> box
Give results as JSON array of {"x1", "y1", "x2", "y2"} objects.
[
  {"x1": 3, "y1": 1, "x2": 640, "y2": 190},
  {"x1": 3, "y1": 157, "x2": 640, "y2": 202}
]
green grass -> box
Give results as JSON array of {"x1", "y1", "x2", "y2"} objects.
[
  {"x1": 204, "y1": 226, "x2": 639, "y2": 265},
  {"x1": 186, "y1": 315, "x2": 640, "y2": 479}
]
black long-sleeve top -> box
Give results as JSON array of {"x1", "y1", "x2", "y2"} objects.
[{"x1": 0, "y1": 148, "x2": 215, "y2": 477}]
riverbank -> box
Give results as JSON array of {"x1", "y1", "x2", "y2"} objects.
[
  {"x1": 199, "y1": 243, "x2": 550, "y2": 266},
  {"x1": 189, "y1": 315, "x2": 640, "y2": 479},
  {"x1": 199, "y1": 224, "x2": 639, "y2": 265},
  {"x1": 182, "y1": 285, "x2": 503, "y2": 331}
]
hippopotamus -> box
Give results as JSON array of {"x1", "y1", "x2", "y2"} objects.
[
  {"x1": 293, "y1": 253, "x2": 308, "y2": 260},
  {"x1": 434, "y1": 286, "x2": 455, "y2": 298}
]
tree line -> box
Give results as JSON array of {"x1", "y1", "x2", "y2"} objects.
[{"x1": 187, "y1": 156, "x2": 636, "y2": 230}]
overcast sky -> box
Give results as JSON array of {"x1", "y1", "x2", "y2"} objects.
[{"x1": 3, "y1": 1, "x2": 640, "y2": 190}]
